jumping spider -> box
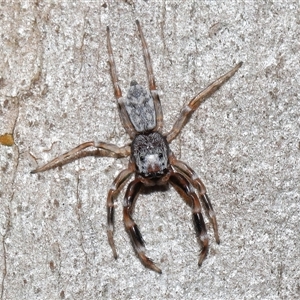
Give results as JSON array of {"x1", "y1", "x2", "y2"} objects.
[{"x1": 31, "y1": 20, "x2": 242, "y2": 273}]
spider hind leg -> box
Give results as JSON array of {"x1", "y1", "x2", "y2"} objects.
[
  {"x1": 136, "y1": 20, "x2": 163, "y2": 133},
  {"x1": 166, "y1": 61, "x2": 243, "y2": 143}
]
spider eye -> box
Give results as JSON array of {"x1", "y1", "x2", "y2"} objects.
[
  {"x1": 140, "y1": 156, "x2": 145, "y2": 162},
  {"x1": 158, "y1": 153, "x2": 163, "y2": 159}
]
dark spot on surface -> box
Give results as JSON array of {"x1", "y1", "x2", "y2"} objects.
[{"x1": 49, "y1": 260, "x2": 55, "y2": 271}]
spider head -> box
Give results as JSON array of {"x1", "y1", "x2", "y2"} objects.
[{"x1": 132, "y1": 132, "x2": 169, "y2": 178}]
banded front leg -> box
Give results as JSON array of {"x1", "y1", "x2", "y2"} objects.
[
  {"x1": 107, "y1": 164, "x2": 135, "y2": 258},
  {"x1": 169, "y1": 171, "x2": 209, "y2": 266},
  {"x1": 170, "y1": 156, "x2": 219, "y2": 243},
  {"x1": 123, "y1": 178, "x2": 162, "y2": 274}
]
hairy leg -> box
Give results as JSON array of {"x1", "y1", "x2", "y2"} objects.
[
  {"x1": 107, "y1": 26, "x2": 137, "y2": 138},
  {"x1": 166, "y1": 62, "x2": 243, "y2": 143},
  {"x1": 169, "y1": 170, "x2": 209, "y2": 266},
  {"x1": 123, "y1": 177, "x2": 162, "y2": 273},
  {"x1": 136, "y1": 20, "x2": 163, "y2": 132},
  {"x1": 107, "y1": 162, "x2": 135, "y2": 258},
  {"x1": 31, "y1": 141, "x2": 130, "y2": 173},
  {"x1": 170, "y1": 156, "x2": 219, "y2": 243}
]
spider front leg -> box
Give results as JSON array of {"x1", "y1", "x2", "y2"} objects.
[
  {"x1": 169, "y1": 170, "x2": 209, "y2": 266},
  {"x1": 170, "y1": 156, "x2": 219, "y2": 243},
  {"x1": 123, "y1": 178, "x2": 162, "y2": 274},
  {"x1": 166, "y1": 62, "x2": 243, "y2": 143},
  {"x1": 106, "y1": 162, "x2": 135, "y2": 258},
  {"x1": 31, "y1": 141, "x2": 130, "y2": 173}
]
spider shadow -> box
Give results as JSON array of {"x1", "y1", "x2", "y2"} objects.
[{"x1": 127, "y1": 184, "x2": 170, "y2": 217}]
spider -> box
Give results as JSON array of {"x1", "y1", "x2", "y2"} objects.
[{"x1": 31, "y1": 20, "x2": 242, "y2": 274}]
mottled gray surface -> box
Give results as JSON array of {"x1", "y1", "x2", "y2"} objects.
[{"x1": 1, "y1": 1, "x2": 299, "y2": 299}]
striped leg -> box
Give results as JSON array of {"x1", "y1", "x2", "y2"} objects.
[
  {"x1": 170, "y1": 157, "x2": 219, "y2": 243},
  {"x1": 123, "y1": 178, "x2": 162, "y2": 274},
  {"x1": 106, "y1": 163, "x2": 135, "y2": 258},
  {"x1": 169, "y1": 171, "x2": 209, "y2": 266}
]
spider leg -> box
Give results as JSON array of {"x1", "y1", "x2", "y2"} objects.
[
  {"x1": 107, "y1": 26, "x2": 137, "y2": 139},
  {"x1": 106, "y1": 161, "x2": 135, "y2": 258},
  {"x1": 166, "y1": 62, "x2": 243, "y2": 143},
  {"x1": 136, "y1": 20, "x2": 163, "y2": 132},
  {"x1": 31, "y1": 141, "x2": 130, "y2": 173},
  {"x1": 123, "y1": 178, "x2": 162, "y2": 274},
  {"x1": 170, "y1": 155, "x2": 219, "y2": 243},
  {"x1": 169, "y1": 170, "x2": 209, "y2": 266}
]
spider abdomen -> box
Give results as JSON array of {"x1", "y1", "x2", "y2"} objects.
[{"x1": 125, "y1": 80, "x2": 156, "y2": 132}]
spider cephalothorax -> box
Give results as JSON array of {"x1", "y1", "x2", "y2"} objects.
[
  {"x1": 31, "y1": 20, "x2": 242, "y2": 273},
  {"x1": 132, "y1": 132, "x2": 169, "y2": 178}
]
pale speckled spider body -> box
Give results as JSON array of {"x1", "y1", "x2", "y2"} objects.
[{"x1": 31, "y1": 20, "x2": 242, "y2": 273}]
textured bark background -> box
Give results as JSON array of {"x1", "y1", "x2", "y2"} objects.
[{"x1": 1, "y1": 1, "x2": 299, "y2": 299}]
